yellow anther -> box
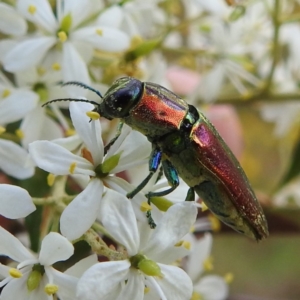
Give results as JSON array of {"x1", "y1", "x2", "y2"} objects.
[
  {"x1": 130, "y1": 35, "x2": 143, "y2": 48},
  {"x1": 37, "y1": 67, "x2": 46, "y2": 76},
  {"x1": 65, "y1": 128, "x2": 76, "y2": 136},
  {"x1": 9, "y1": 268, "x2": 22, "y2": 278},
  {"x1": 52, "y1": 63, "x2": 61, "y2": 71},
  {"x1": 224, "y1": 272, "x2": 234, "y2": 284},
  {"x1": 57, "y1": 31, "x2": 67, "y2": 43},
  {"x1": 69, "y1": 162, "x2": 77, "y2": 174},
  {"x1": 0, "y1": 126, "x2": 6, "y2": 135},
  {"x1": 15, "y1": 129, "x2": 24, "y2": 139},
  {"x1": 175, "y1": 240, "x2": 191, "y2": 250},
  {"x1": 201, "y1": 202, "x2": 208, "y2": 212},
  {"x1": 203, "y1": 256, "x2": 214, "y2": 271},
  {"x1": 140, "y1": 201, "x2": 152, "y2": 212},
  {"x1": 28, "y1": 5, "x2": 37, "y2": 14},
  {"x1": 191, "y1": 291, "x2": 203, "y2": 300},
  {"x1": 45, "y1": 284, "x2": 59, "y2": 295},
  {"x1": 47, "y1": 174, "x2": 56, "y2": 186},
  {"x1": 189, "y1": 224, "x2": 195, "y2": 233},
  {"x1": 2, "y1": 89, "x2": 11, "y2": 98},
  {"x1": 240, "y1": 91, "x2": 252, "y2": 100},
  {"x1": 86, "y1": 111, "x2": 100, "y2": 120},
  {"x1": 144, "y1": 286, "x2": 150, "y2": 294},
  {"x1": 96, "y1": 28, "x2": 103, "y2": 36},
  {"x1": 208, "y1": 215, "x2": 221, "y2": 232}
]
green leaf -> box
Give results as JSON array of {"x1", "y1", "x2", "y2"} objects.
[{"x1": 125, "y1": 39, "x2": 161, "y2": 61}]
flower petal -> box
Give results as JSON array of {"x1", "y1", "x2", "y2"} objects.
[
  {"x1": 62, "y1": 42, "x2": 90, "y2": 96},
  {"x1": 154, "y1": 264, "x2": 193, "y2": 300},
  {"x1": 0, "y1": 3, "x2": 27, "y2": 36},
  {"x1": 99, "y1": 189, "x2": 140, "y2": 256},
  {"x1": 3, "y1": 36, "x2": 56, "y2": 72},
  {"x1": 0, "y1": 139, "x2": 34, "y2": 179},
  {"x1": 0, "y1": 184, "x2": 35, "y2": 219},
  {"x1": 186, "y1": 233, "x2": 213, "y2": 281},
  {"x1": 72, "y1": 26, "x2": 130, "y2": 52},
  {"x1": 0, "y1": 275, "x2": 33, "y2": 300},
  {"x1": 20, "y1": 107, "x2": 64, "y2": 149},
  {"x1": 194, "y1": 275, "x2": 229, "y2": 300},
  {"x1": 17, "y1": 0, "x2": 57, "y2": 33},
  {"x1": 0, "y1": 89, "x2": 38, "y2": 125},
  {"x1": 110, "y1": 129, "x2": 152, "y2": 174},
  {"x1": 60, "y1": 179, "x2": 103, "y2": 240},
  {"x1": 49, "y1": 268, "x2": 78, "y2": 300},
  {"x1": 70, "y1": 102, "x2": 104, "y2": 165},
  {"x1": 29, "y1": 140, "x2": 95, "y2": 176},
  {"x1": 39, "y1": 232, "x2": 74, "y2": 266},
  {"x1": 77, "y1": 261, "x2": 130, "y2": 299},
  {"x1": 65, "y1": 254, "x2": 98, "y2": 278},
  {"x1": 0, "y1": 226, "x2": 34, "y2": 262},
  {"x1": 120, "y1": 270, "x2": 144, "y2": 300},
  {"x1": 142, "y1": 202, "x2": 197, "y2": 260}
]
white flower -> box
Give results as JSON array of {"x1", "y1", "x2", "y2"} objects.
[
  {"x1": 2, "y1": 0, "x2": 130, "y2": 91},
  {"x1": 0, "y1": 229, "x2": 77, "y2": 300},
  {"x1": 29, "y1": 102, "x2": 151, "y2": 240},
  {"x1": 0, "y1": 72, "x2": 38, "y2": 126},
  {"x1": 0, "y1": 2, "x2": 27, "y2": 36},
  {"x1": 0, "y1": 139, "x2": 34, "y2": 179},
  {"x1": 77, "y1": 195, "x2": 198, "y2": 300},
  {"x1": 190, "y1": 20, "x2": 261, "y2": 102},
  {"x1": 185, "y1": 234, "x2": 229, "y2": 300},
  {"x1": 0, "y1": 71, "x2": 39, "y2": 177},
  {"x1": 0, "y1": 184, "x2": 35, "y2": 218},
  {"x1": 260, "y1": 102, "x2": 300, "y2": 137},
  {"x1": 98, "y1": 2, "x2": 165, "y2": 38}
]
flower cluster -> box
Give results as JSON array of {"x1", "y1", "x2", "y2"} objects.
[{"x1": 0, "y1": 0, "x2": 299, "y2": 299}]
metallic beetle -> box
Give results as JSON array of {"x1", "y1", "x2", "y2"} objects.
[{"x1": 46, "y1": 77, "x2": 269, "y2": 240}]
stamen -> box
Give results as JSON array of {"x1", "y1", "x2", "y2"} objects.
[
  {"x1": 52, "y1": 63, "x2": 61, "y2": 71},
  {"x1": 15, "y1": 129, "x2": 24, "y2": 139},
  {"x1": 28, "y1": 5, "x2": 37, "y2": 14},
  {"x1": 140, "y1": 201, "x2": 152, "y2": 212},
  {"x1": 47, "y1": 174, "x2": 56, "y2": 186},
  {"x1": 2, "y1": 89, "x2": 11, "y2": 98},
  {"x1": 57, "y1": 31, "x2": 67, "y2": 43},
  {"x1": 86, "y1": 111, "x2": 100, "y2": 120},
  {"x1": 203, "y1": 256, "x2": 214, "y2": 271},
  {"x1": 69, "y1": 162, "x2": 77, "y2": 174},
  {"x1": 9, "y1": 268, "x2": 22, "y2": 278},
  {"x1": 0, "y1": 126, "x2": 6, "y2": 135},
  {"x1": 45, "y1": 284, "x2": 59, "y2": 295},
  {"x1": 96, "y1": 29, "x2": 103, "y2": 36}
]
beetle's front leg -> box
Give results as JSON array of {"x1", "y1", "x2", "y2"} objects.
[
  {"x1": 104, "y1": 121, "x2": 124, "y2": 155},
  {"x1": 126, "y1": 147, "x2": 162, "y2": 199}
]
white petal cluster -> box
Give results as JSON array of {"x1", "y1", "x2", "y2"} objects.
[{"x1": 3, "y1": 0, "x2": 298, "y2": 298}]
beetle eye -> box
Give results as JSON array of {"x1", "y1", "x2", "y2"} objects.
[{"x1": 100, "y1": 77, "x2": 143, "y2": 118}]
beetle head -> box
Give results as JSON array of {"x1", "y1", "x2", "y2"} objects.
[{"x1": 98, "y1": 77, "x2": 143, "y2": 119}]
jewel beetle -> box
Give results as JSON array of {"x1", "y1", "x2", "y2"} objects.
[{"x1": 44, "y1": 77, "x2": 269, "y2": 240}]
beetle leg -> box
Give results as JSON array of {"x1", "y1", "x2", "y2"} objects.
[
  {"x1": 126, "y1": 147, "x2": 162, "y2": 199},
  {"x1": 144, "y1": 160, "x2": 179, "y2": 228},
  {"x1": 104, "y1": 121, "x2": 124, "y2": 155},
  {"x1": 146, "y1": 160, "x2": 180, "y2": 199},
  {"x1": 185, "y1": 187, "x2": 195, "y2": 202}
]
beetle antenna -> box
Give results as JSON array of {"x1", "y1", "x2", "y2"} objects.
[
  {"x1": 59, "y1": 81, "x2": 103, "y2": 98},
  {"x1": 42, "y1": 98, "x2": 100, "y2": 107}
]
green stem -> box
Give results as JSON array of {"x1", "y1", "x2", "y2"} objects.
[
  {"x1": 215, "y1": 92, "x2": 300, "y2": 106},
  {"x1": 264, "y1": 0, "x2": 281, "y2": 92},
  {"x1": 83, "y1": 229, "x2": 127, "y2": 261}
]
